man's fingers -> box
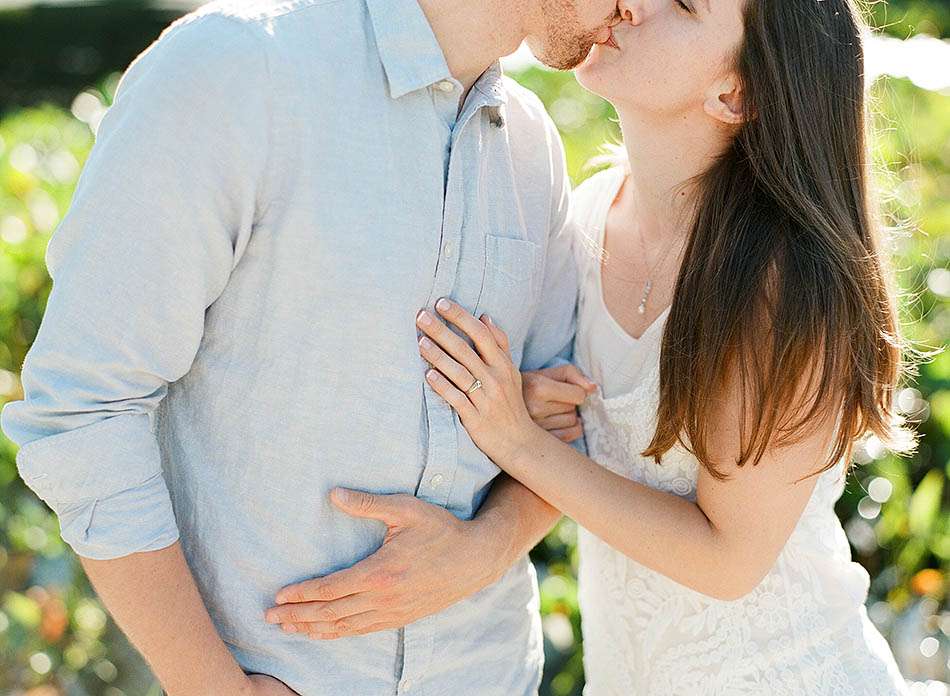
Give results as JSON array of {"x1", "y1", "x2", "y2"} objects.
[
  {"x1": 525, "y1": 373, "x2": 590, "y2": 408},
  {"x1": 267, "y1": 592, "x2": 374, "y2": 626},
  {"x1": 537, "y1": 412, "x2": 579, "y2": 431},
  {"x1": 335, "y1": 620, "x2": 401, "y2": 638},
  {"x1": 277, "y1": 490, "x2": 424, "y2": 605},
  {"x1": 279, "y1": 609, "x2": 383, "y2": 640},
  {"x1": 310, "y1": 616, "x2": 398, "y2": 640},
  {"x1": 546, "y1": 378, "x2": 592, "y2": 405},
  {"x1": 329, "y1": 488, "x2": 419, "y2": 525},
  {"x1": 551, "y1": 424, "x2": 584, "y2": 443},
  {"x1": 274, "y1": 554, "x2": 391, "y2": 605},
  {"x1": 541, "y1": 364, "x2": 597, "y2": 393}
]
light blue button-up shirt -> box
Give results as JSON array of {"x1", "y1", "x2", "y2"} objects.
[{"x1": 0, "y1": 0, "x2": 579, "y2": 694}]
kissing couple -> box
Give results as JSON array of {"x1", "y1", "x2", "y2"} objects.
[{"x1": 1, "y1": 0, "x2": 913, "y2": 694}]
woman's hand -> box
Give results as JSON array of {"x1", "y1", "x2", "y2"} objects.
[
  {"x1": 523, "y1": 365, "x2": 597, "y2": 443},
  {"x1": 415, "y1": 297, "x2": 547, "y2": 466}
]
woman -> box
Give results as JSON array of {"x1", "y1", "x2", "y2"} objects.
[{"x1": 414, "y1": 0, "x2": 914, "y2": 692}]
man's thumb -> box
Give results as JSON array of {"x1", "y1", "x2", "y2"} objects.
[
  {"x1": 330, "y1": 488, "x2": 411, "y2": 524},
  {"x1": 547, "y1": 364, "x2": 597, "y2": 392}
]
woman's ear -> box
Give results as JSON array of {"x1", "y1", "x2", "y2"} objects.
[{"x1": 703, "y1": 74, "x2": 746, "y2": 125}]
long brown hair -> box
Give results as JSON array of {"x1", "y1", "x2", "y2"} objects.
[{"x1": 642, "y1": 0, "x2": 917, "y2": 480}]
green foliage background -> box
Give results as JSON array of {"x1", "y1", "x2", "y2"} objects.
[{"x1": 0, "y1": 3, "x2": 947, "y2": 694}]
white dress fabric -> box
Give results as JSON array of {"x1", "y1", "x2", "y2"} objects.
[{"x1": 571, "y1": 165, "x2": 910, "y2": 696}]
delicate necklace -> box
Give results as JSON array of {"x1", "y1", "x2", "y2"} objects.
[{"x1": 632, "y1": 222, "x2": 683, "y2": 315}]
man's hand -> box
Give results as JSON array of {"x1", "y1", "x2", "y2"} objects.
[
  {"x1": 522, "y1": 364, "x2": 597, "y2": 442},
  {"x1": 263, "y1": 489, "x2": 513, "y2": 639}
]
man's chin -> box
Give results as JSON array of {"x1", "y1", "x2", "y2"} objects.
[{"x1": 530, "y1": 41, "x2": 596, "y2": 71}]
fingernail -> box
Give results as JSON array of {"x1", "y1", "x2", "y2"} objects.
[
  {"x1": 484, "y1": 314, "x2": 494, "y2": 325},
  {"x1": 419, "y1": 336, "x2": 433, "y2": 349},
  {"x1": 332, "y1": 487, "x2": 352, "y2": 505},
  {"x1": 436, "y1": 298, "x2": 451, "y2": 312},
  {"x1": 417, "y1": 310, "x2": 432, "y2": 326}
]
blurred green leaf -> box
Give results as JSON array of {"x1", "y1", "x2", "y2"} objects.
[
  {"x1": 908, "y1": 469, "x2": 944, "y2": 537},
  {"x1": 2, "y1": 591, "x2": 40, "y2": 629}
]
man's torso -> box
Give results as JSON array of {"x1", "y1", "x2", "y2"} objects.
[{"x1": 147, "y1": 0, "x2": 575, "y2": 693}]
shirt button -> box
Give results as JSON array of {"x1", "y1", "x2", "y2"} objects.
[
  {"x1": 443, "y1": 241, "x2": 454, "y2": 258},
  {"x1": 435, "y1": 79, "x2": 455, "y2": 92},
  {"x1": 430, "y1": 473, "x2": 444, "y2": 489}
]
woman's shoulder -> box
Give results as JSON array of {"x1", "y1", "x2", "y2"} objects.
[
  {"x1": 572, "y1": 165, "x2": 626, "y2": 218},
  {"x1": 568, "y1": 164, "x2": 626, "y2": 267}
]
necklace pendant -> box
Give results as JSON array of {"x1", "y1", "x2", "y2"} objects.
[{"x1": 638, "y1": 280, "x2": 653, "y2": 315}]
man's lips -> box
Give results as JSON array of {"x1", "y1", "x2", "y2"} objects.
[{"x1": 596, "y1": 26, "x2": 620, "y2": 50}]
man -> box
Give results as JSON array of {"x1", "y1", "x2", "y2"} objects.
[{"x1": 0, "y1": 0, "x2": 617, "y2": 694}]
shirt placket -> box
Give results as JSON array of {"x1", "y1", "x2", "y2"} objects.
[{"x1": 397, "y1": 80, "x2": 484, "y2": 696}]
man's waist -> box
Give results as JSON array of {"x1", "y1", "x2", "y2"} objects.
[{"x1": 196, "y1": 555, "x2": 540, "y2": 689}]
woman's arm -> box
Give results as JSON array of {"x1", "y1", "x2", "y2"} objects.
[{"x1": 417, "y1": 298, "x2": 837, "y2": 601}]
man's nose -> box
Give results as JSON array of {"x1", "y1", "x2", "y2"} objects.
[{"x1": 608, "y1": 12, "x2": 624, "y2": 28}]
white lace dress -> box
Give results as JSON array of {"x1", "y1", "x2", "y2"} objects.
[{"x1": 570, "y1": 166, "x2": 910, "y2": 696}]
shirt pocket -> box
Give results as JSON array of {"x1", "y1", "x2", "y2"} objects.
[{"x1": 473, "y1": 233, "x2": 543, "y2": 348}]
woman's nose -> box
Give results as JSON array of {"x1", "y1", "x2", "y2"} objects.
[{"x1": 616, "y1": 0, "x2": 645, "y2": 25}]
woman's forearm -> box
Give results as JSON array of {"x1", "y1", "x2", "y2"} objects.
[
  {"x1": 506, "y1": 428, "x2": 757, "y2": 600},
  {"x1": 414, "y1": 300, "x2": 823, "y2": 602}
]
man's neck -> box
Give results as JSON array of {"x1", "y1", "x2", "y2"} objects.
[{"x1": 417, "y1": 0, "x2": 527, "y2": 94}]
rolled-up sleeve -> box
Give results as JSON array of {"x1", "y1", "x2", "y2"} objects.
[{"x1": 0, "y1": 13, "x2": 273, "y2": 559}]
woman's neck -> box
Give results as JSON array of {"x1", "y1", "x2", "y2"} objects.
[{"x1": 615, "y1": 106, "x2": 733, "y2": 242}]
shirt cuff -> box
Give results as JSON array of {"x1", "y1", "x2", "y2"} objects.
[
  {"x1": 57, "y1": 471, "x2": 180, "y2": 560},
  {"x1": 8, "y1": 411, "x2": 180, "y2": 559},
  {"x1": 12, "y1": 411, "x2": 163, "y2": 501}
]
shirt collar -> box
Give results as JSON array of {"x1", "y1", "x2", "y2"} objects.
[
  {"x1": 472, "y1": 60, "x2": 508, "y2": 107},
  {"x1": 365, "y1": 0, "x2": 510, "y2": 108},
  {"x1": 365, "y1": 0, "x2": 453, "y2": 99}
]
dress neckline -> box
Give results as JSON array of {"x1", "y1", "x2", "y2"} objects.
[{"x1": 592, "y1": 167, "x2": 672, "y2": 346}]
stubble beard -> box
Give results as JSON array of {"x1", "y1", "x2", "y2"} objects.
[{"x1": 530, "y1": 0, "x2": 602, "y2": 70}]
